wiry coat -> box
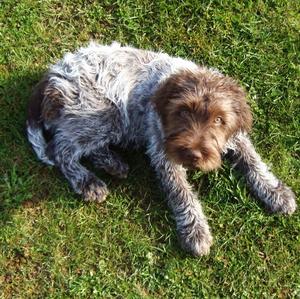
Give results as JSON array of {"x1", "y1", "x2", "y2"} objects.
[{"x1": 27, "y1": 42, "x2": 296, "y2": 256}]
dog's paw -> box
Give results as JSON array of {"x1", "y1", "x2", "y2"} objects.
[
  {"x1": 178, "y1": 222, "x2": 213, "y2": 257},
  {"x1": 82, "y1": 177, "x2": 109, "y2": 203},
  {"x1": 266, "y1": 182, "x2": 297, "y2": 215}
]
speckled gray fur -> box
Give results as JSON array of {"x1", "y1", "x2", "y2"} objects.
[{"x1": 27, "y1": 42, "x2": 296, "y2": 256}]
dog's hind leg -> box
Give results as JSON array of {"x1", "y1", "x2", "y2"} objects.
[
  {"x1": 46, "y1": 101, "x2": 124, "y2": 202},
  {"x1": 225, "y1": 132, "x2": 297, "y2": 214},
  {"x1": 47, "y1": 135, "x2": 109, "y2": 203},
  {"x1": 89, "y1": 148, "x2": 129, "y2": 179}
]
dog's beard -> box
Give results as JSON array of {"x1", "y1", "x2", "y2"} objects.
[{"x1": 164, "y1": 137, "x2": 223, "y2": 172}]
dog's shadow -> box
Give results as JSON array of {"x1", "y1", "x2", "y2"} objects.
[{"x1": 0, "y1": 70, "x2": 46, "y2": 223}]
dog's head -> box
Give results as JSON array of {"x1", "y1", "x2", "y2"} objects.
[{"x1": 152, "y1": 69, "x2": 252, "y2": 171}]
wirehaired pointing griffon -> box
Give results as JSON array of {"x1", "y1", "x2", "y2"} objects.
[{"x1": 27, "y1": 42, "x2": 296, "y2": 256}]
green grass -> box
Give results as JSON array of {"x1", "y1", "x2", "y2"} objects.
[{"x1": 0, "y1": 0, "x2": 299, "y2": 297}]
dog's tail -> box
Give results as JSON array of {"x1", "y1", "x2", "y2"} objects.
[{"x1": 26, "y1": 78, "x2": 55, "y2": 166}]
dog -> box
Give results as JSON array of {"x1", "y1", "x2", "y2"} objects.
[{"x1": 27, "y1": 42, "x2": 296, "y2": 256}]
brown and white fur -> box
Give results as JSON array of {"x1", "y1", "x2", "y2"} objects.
[{"x1": 27, "y1": 42, "x2": 296, "y2": 256}]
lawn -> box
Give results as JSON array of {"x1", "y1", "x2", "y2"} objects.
[{"x1": 0, "y1": 0, "x2": 299, "y2": 298}]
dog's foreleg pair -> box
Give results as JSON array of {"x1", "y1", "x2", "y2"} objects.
[{"x1": 147, "y1": 131, "x2": 296, "y2": 256}]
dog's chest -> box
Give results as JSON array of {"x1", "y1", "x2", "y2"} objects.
[
  {"x1": 120, "y1": 65, "x2": 170, "y2": 146},
  {"x1": 121, "y1": 92, "x2": 152, "y2": 147}
]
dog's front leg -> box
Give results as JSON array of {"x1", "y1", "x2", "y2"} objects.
[
  {"x1": 147, "y1": 141, "x2": 213, "y2": 256},
  {"x1": 225, "y1": 132, "x2": 297, "y2": 214}
]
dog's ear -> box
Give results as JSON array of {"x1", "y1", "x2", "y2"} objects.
[
  {"x1": 222, "y1": 77, "x2": 253, "y2": 133},
  {"x1": 239, "y1": 100, "x2": 253, "y2": 133},
  {"x1": 152, "y1": 71, "x2": 198, "y2": 124},
  {"x1": 234, "y1": 86, "x2": 252, "y2": 133}
]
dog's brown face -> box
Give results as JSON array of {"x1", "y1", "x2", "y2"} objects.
[{"x1": 152, "y1": 69, "x2": 252, "y2": 172}]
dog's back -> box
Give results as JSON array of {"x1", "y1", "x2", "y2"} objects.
[{"x1": 27, "y1": 42, "x2": 200, "y2": 159}]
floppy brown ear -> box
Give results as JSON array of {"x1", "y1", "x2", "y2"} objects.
[
  {"x1": 222, "y1": 77, "x2": 253, "y2": 133},
  {"x1": 234, "y1": 85, "x2": 252, "y2": 133},
  {"x1": 239, "y1": 98, "x2": 253, "y2": 133},
  {"x1": 152, "y1": 71, "x2": 199, "y2": 125}
]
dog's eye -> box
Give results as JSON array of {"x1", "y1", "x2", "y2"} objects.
[
  {"x1": 214, "y1": 116, "x2": 223, "y2": 125},
  {"x1": 179, "y1": 110, "x2": 189, "y2": 118}
]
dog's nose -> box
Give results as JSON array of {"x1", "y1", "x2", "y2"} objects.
[{"x1": 186, "y1": 149, "x2": 202, "y2": 162}]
